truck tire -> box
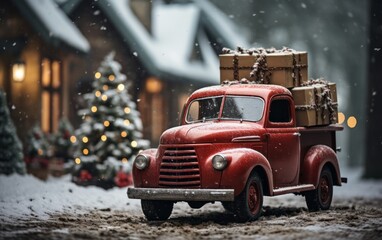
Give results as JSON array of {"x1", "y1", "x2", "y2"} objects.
[
  {"x1": 233, "y1": 172, "x2": 263, "y2": 222},
  {"x1": 141, "y1": 200, "x2": 173, "y2": 221},
  {"x1": 305, "y1": 167, "x2": 333, "y2": 211}
]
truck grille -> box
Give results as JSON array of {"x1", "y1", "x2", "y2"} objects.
[{"x1": 159, "y1": 147, "x2": 200, "y2": 187}]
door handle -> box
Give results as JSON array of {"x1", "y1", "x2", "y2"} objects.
[{"x1": 293, "y1": 132, "x2": 301, "y2": 137}]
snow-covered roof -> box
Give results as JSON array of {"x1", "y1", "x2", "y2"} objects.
[
  {"x1": 152, "y1": 4, "x2": 200, "y2": 70},
  {"x1": 12, "y1": 0, "x2": 90, "y2": 53},
  {"x1": 94, "y1": 0, "x2": 248, "y2": 85},
  {"x1": 95, "y1": 0, "x2": 211, "y2": 84}
]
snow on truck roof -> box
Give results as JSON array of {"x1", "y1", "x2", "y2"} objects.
[{"x1": 190, "y1": 83, "x2": 292, "y2": 99}]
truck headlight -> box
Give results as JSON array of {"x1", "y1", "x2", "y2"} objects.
[
  {"x1": 134, "y1": 154, "x2": 150, "y2": 170},
  {"x1": 212, "y1": 154, "x2": 228, "y2": 170}
]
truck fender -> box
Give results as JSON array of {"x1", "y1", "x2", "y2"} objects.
[
  {"x1": 301, "y1": 145, "x2": 342, "y2": 187},
  {"x1": 217, "y1": 148, "x2": 274, "y2": 197},
  {"x1": 132, "y1": 148, "x2": 158, "y2": 187}
]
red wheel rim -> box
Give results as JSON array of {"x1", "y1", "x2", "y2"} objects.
[
  {"x1": 319, "y1": 175, "x2": 330, "y2": 204},
  {"x1": 248, "y1": 182, "x2": 260, "y2": 215}
]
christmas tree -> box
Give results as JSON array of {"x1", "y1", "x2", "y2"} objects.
[
  {"x1": 25, "y1": 125, "x2": 51, "y2": 160},
  {"x1": 53, "y1": 118, "x2": 74, "y2": 161},
  {"x1": 0, "y1": 90, "x2": 26, "y2": 175},
  {"x1": 72, "y1": 52, "x2": 149, "y2": 188},
  {"x1": 24, "y1": 125, "x2": 51, "y2": 179}
]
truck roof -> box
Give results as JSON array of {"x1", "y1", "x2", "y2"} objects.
[{"x1": 190, "y1": 83, "x2": 292, "y2": 100}]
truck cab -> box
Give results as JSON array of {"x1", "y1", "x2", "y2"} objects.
[{"x1": 128, "y1": 83, "x2": 346, "y2": 222}]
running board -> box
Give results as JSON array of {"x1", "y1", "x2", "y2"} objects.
[{"x1": 273, "y1": 184, "x2": 315, "y2": 196}]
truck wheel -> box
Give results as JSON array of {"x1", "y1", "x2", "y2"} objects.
[
  {"x1": 233, "y1": 172, "x2": 263, "y2": 222},
  {"x1": 141, "y1": 200, "x2": 173, "y2": 221},
  {"x1": 305, "y1": 167, "x2": 333, "y2": 211}
]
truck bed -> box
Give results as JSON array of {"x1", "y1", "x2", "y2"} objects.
[{"x1": 298, "y1": 124, "x2": 343, "y2": 161}]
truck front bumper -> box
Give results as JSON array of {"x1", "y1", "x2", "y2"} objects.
[{"x1": 127, "y1": 188, "x2": 235, "y2": 202}]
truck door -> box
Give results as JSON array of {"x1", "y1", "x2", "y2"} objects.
[{"x1": 266, "y1": 96, "x2": 300, "y2": 188}]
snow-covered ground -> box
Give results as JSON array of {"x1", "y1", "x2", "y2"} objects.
[
  {"x1": 0, "y1": 167, "x2": 381, "y2": 223},
  {"x1": 0, "y1": 174, "x2": 140, "y2": 222}
]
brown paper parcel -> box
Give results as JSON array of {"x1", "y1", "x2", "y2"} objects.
[
  {"x1": 292, "y1": 83, "x2": 338, "y2": 127},
  {"x1": 219, "y1": 52, "x2": 308, "y2": 88}
]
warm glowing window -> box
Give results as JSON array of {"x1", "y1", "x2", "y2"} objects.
[{"x1": 41, "y1": 58, "x2": 61, "y2": 132}]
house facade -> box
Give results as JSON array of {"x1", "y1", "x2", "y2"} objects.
[
  {"x1": 0, "y1": 0, "x2": 247, "y2": 148},
  {"x1": 0, "y1": 0, "x2": 89, "y2": 146}
]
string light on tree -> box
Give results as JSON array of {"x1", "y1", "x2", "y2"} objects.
[
  {"x1": 121, "y1": 131, "x2": 128, "y2": 137},
  {"x1": 117, "y1": 84, "x2": 125, "y2": 91},
  {"x1": 83, "y1": 149, "x2": 89, "y2": 155},
  {"x1": 124, "y1": 107, "x2": 131, "y2": 114},
  {"x1": 104, "y1": 120, "x2": 110, "y2": 127},
  {"x1": 75, "y1": 158, "x2": 81, "y2": 164},
  {"x1": 131, "y1": 140, "x2": 138, "y2": 148},
  {"x1": 70, "y1": 136, "x2": 77, "y2": 143},
  {"x1": 38, "y1": 149, "x2": 44, "y2": 156},
  {"x1": 101, "y1": 95, "x2": 108, "y2": 101},
  {"x1": 82, "y1": 136, "x2": 89, "y2": 143},
  {"x1": 95, "y1": 91, "x2": 102, "y2": 97},
  {"x1": 108, "y1": 75, "x2": 115, "y2": 81},
  {"x1": 103, "y1": 85, "x2": 109, "y2": 91},
  {"x1": 95, "y1": 72, "x2": 101, "y2": 79},
  {"x1": 101, "y1": 135, "x2": 107, "y2": 141},
  {"x1": 124, "y1": 119, "x2": 130, "y2": 126},
  {"x1": 91, "y1": 106, "x2": 97, "y2": 113}
]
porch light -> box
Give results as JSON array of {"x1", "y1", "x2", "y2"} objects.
[
  {"x1": 146, "y1": 77, "x2": 162, "y2": 93},
  {"x1": 12, "y1": 61, "x2": 26, "y2": 82}
]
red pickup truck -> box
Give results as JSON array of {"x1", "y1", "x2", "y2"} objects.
[{"x1": 128, "y1": 82, "x2": 346, "y2": 222}]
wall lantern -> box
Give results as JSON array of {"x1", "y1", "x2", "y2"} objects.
[
  {"x1": 12, "y1": 60, "x2": 26, "y2": 82},
  {"x1": 146, "y1": 77, "x2": 163, "y2": 94}
]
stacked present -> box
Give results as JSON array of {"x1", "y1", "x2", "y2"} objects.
[
  {"x1": 292, "y1": 80, "x2": 338, "y2": 126},
  {"x1": 220, "y1": 47, "x2": 308, "y2": 88},
  {"x1": 219, "y1": 47, "x2": 338, "y2": 127}
]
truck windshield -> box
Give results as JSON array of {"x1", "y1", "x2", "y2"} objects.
[{"x1": 186, "y1": 96, "x2": 264, "y2": 123}]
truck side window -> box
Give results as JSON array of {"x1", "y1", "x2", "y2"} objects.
[{"x1": 269, "y1": 99, "x2": 291, "y2": 123}]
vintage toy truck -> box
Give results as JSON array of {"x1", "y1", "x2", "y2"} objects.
[{"x1": 128, "y1": 82, "x2": 346, "y2": 222}]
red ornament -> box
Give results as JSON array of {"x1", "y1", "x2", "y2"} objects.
[
  {"x1": 64, "y1": 130, "x2": 71, "y2": 139},
  {"x1": 114, "y1": 170, "x2": 133, "y2": 187},
  {"x1": 79, "y1": 169, "x2": 92, "y2": 182}
]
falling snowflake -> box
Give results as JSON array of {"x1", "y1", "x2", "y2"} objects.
[
  {"x1": 100, "y1": 26, "x2": 107, "y2": 31},
  {"x1": 133, "y1": 52, "x2": 138, "y2": 57}
]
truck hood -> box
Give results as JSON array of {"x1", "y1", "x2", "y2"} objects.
[{"x1": 160, "y1": 121, "x2": 265, "y2": 144}]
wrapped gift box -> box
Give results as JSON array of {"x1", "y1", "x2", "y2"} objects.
[
  {"x1": 219, "y1": 51, "x2": 308, "y2": 88},
  {"x1": 292, "y1": 83, "x2": 338, "y2": 126}
]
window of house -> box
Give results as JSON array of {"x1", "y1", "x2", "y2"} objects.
[
  {"x1": 41, "y1": 58, "x2": 61, "y2": 133},
  {"x1": 269, "y1": 99, "x2": 291, "y2": 123}
]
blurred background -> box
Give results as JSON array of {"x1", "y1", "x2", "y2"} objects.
[{"x1": 1, "y1": 0, "x2": 381, "y2": 180}]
